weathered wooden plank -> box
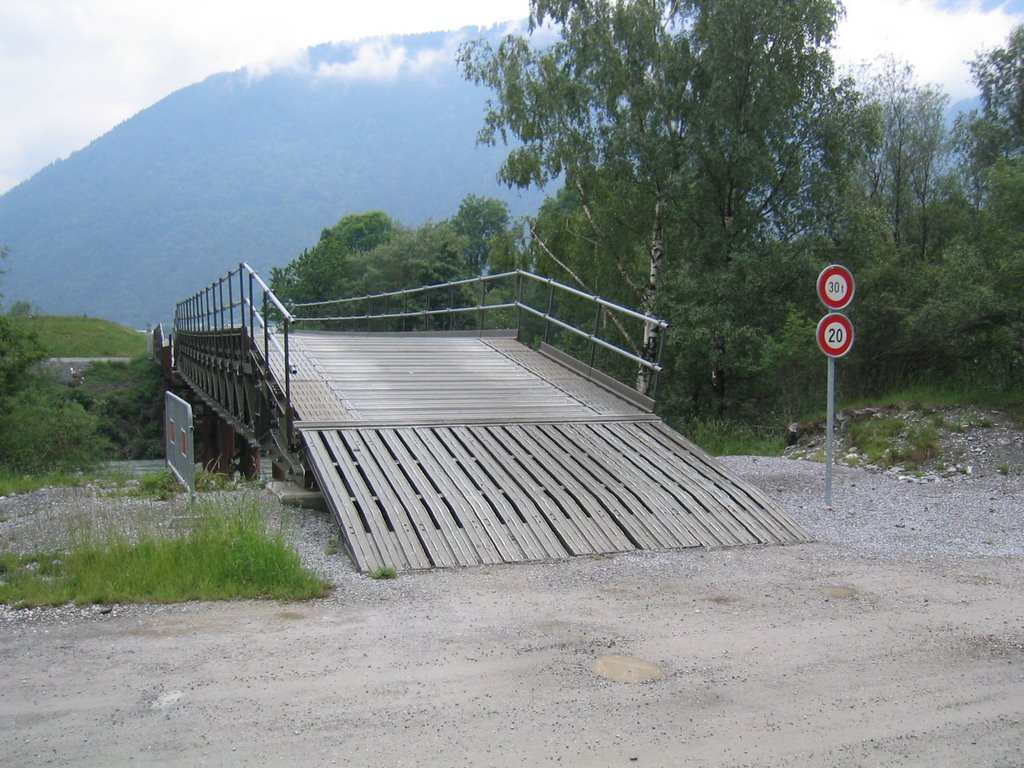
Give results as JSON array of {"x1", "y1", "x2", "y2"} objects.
[
  {"x1": 375, "y1": 429, "x2": 482, "y2": 566},
  {"x1": 550, "y1": 422, "x2": 711, "y2": 549},
  {"x1": 403, "y1": 428, "x2": 507, "y2": 565},
  {"x1": 602, "y1": 423, "x2": 757, "y2": 546},
  {"x1": 531, "y1": 422, "x2": 677, "y2": 550},
  {"x1": 467, "y1": 426, "x2": 594, "y2": 556},
  {"x1": 500, "y1": 424, "x2": 636, "y2": 552},
  {"x1": 320, "y1": 431, "x2": 415, "y2": 569},
  {"x1": 345, "y1": 430, "x2": 440, "y2": 569},
  {"x1": 302, "y1": 433, "x2": 384, "y2": 572},
  {"x1": 445, "y1": 426, "x2": 567, "y2": 561}
]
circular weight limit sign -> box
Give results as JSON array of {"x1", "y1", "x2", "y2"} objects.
[
  {"x1": 817, "y1": 264, "x2": 855, "y2": 310},
  {"x1": 817, "y1": 313, "x2": 855, "y2": 358}
]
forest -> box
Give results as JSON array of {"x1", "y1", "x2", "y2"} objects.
[{"x1": 270, "y1": 1, "x2": 1022, "y2": 437}]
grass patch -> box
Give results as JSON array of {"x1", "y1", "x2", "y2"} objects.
[
  {"x1": 368, "y1": 566, "x2": 397, "y2": 580},
  {"x1": 845, "y1": 415, "x2": 941, "y2": 469},
  {"x1": 10, "y1": 316, "x2": 147, "y2": 358},
  {"x1": 838, "y1": 385, "x2": 1023, "y2": 412},
  {"x1": 0, "y1": 471, "x2": 87, "y2": 496},
  {"x1": 128, "y1": 469, "x2": 182, "y2": 500},
  {"x1": 678, "y1": 418, "x2": 786, "y2": 456},
  {"x1": 0, "y1": 494, "x2": 330, "y2": 607}
]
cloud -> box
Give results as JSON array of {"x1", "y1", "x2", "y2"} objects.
[
  {"x1": 834, "y1": 0, "x2": 1024, "y2": 100},
  {"x1": 311, "y1": 31, "x2": 470, "y2": 83}
]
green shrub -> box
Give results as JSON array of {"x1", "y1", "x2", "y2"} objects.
[
  {"x1": 0, "y1": 377, "x2": 108, "y2": 474},
  {"x1": 0, "y1": 494, "x2": 330, "y2": 606}
]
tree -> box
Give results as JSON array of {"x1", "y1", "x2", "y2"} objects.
[
  {"x1": 858, "y1": 58, "x2": 950, "y2": 256},
  {"x1": 461, "y1": 0, "x2": 858, "y2": 400},
  {"x1": 270, "y1": 211, "x2": 397, "y2": 304},
  {"x1": 451, "y1": 195, "x2": 512, "y2": 275}
]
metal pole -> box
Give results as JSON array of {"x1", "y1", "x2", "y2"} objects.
[
  {"x1": 284, "y1": 319, "x2": 293, "y2": 449},
  {"x1": 544, "y1": 281, "x2": 555, "y2": 345},
  {"x1": 589, "y1": 303, "x2": 602, "y2": 369},
  {"x1": 516, "y1": 272, "x2": 524, "y2": 338},
  {"x1": 228, "y1": 274, "x2": 235, "y2": 330},
  {"x1": 263, "y1": 293, "x2": 269, "y2": 365},
  {"x1": 479, "y1": 278, "x2": 486, "y2": 333},
  {"x1": 826, "y1": 356, "x2": 835, "y2": 506}
]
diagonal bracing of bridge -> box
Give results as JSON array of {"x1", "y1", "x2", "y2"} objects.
[{"x1": 285, "y1": 332, "x2": 810, "y2": 572}]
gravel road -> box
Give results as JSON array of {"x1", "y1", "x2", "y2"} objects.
[{"x1": 1, "y1": 457, "x2": 1022, "y2": 767}]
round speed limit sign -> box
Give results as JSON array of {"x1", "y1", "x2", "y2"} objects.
[
  {"x1": 817, "y1": 312, "x2": 855, "y2": 358},
  {"x1": 817, "y1": 264, "x2": 855, "y2": 310}
]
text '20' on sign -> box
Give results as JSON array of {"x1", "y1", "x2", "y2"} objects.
[
  {"x1": 817, "y1": 313, "x2": 854, "y2": 358},
  {"x1": 817, "y1": 264, "x2": 855, "y2": 310}
]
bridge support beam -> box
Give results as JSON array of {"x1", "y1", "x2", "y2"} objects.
[{"x1": 214, "y1": 419, "x2": 236, "y2": 475}]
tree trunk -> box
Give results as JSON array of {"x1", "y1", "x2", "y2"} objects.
[{"x1": 637, "y1": 197, "x2": 665, "y2": 396}]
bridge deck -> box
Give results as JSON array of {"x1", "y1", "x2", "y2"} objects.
[{"x1": 281, "y1": 332, "x2": 808, "y2": 571}]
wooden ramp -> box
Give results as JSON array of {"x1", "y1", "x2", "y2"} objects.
[{"x1": 286, "y1": 332, "x2": 809, "y2": 572}]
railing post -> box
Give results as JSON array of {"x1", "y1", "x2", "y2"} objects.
[
  {"x1": 283, "y1": 318, "x2": 293, "y2": 449},
  {"x1": 425, "y1": 289, "x2": 431, "y2": 333},
  {"x1": 249, "y1": 271, "x2": 256, "y2": 351},
  {"x1": 449, "y1": 284, "x2": 456, "y2": 332},
  {"x1": 479, "y1": 278, "x2": 486, "y2": 333},
  {"x1": 239, "y1": 265, "x2": 247, "y2": 339},
  {"x1": 590, "y1": 302, "x2": 602, "y2": 369},
  {"x1": 262, "y1": 293, "x2": 270, "y2": 366},
  {"x1": 544, "y1": 280, "x2": 555, "y2": 345},
  {"x1": 650, "y1": 321, "x2": 668, "y2": 400},
  {"x1": 228, "y1": 273, "x2": 235, "y2": 330},
  {"x1": 516, "y1": 271, "x2": 525, "y2": 337}
]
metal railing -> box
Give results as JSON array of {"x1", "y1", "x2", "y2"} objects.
[
  {"x1": 174, "y1": 262, "x2": 297, "y2": 447},
  {"x1": 288, "y1": 270, "x2": 668, "y2": 394},
  {"x1": 173, "y1": 266, "x2": 669, "y2": 447}
]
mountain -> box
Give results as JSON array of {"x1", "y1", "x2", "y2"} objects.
[{"x1": 0, "y1": 27, "x2": 544, "y2": 327}]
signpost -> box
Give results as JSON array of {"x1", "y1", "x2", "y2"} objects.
[{"x1": 816, "y1": 265, "x2": 856, "y2": 506}]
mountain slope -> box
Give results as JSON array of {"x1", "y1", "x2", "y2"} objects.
[{"x1": 0, "y1": 28, "x2": 542, "y2": 327}]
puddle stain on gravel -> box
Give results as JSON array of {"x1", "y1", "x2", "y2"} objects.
[
  {"x1": 821, "y1": 586, "x2": 858, "y2": 599},
  {"x1": 593, "y1": 655, "x2": 664, "y2": 683}
]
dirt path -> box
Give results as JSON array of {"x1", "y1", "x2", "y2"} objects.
[{"x1": 3, "y1": 539, "x2": 1022, "y2": 767}]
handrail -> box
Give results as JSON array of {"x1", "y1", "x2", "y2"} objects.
[
  {"x1": 174, "y1": 262, "x2": 295, "y2": 446},
  {"x1": 174, "y1": 266, "x2": 669, "y2": 419}
]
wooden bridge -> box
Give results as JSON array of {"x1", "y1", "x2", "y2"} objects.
[{"x1": 170, "y1": 266, "x2": 809, "y2": 572}]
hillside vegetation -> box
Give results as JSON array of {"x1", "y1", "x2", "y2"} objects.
[
  {"x1": 12, "y1": 315, "x2": 147, "y2": 357},
  {"x1": 0, "y1": 313, "x2": 163, "y2": 478}
]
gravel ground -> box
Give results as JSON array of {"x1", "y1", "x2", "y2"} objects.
[{"x1": 1, "y1": 457, "x2": 1022, "y2": 767}]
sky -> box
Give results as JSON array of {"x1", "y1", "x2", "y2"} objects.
[{"x1": 1, "y1": 0, "x2": 1021, "y2": 195}]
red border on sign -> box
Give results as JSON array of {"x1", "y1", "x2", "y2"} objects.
[
  {"x1": 817, "y1": 313, "x2": 855, "y2": 358},
  {"x1": 817, "y1": 264, "x2": 855, "y2": 310}
]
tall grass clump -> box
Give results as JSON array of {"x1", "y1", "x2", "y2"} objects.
[{"x1": 0, "y1": 494, "x2": 330, "y2": 607}]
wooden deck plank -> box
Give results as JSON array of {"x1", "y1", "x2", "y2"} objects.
[
  {"x1": 375, "y1": 429, "x2": 483, "y2": 566},
  {"x1": 403, "y1": 428, "x2": 508, "y2": 565},
  {"x1": 279, "y1": 331, "x2": 810, "y2": 572},
  {"x1": 499, "y1": 424, "x2": 636, "y2": 553},
  {"x1": 466, "y1": 426, "x2": 594, "y2": 556},
  {"x1": 320, "y1": 431, "x2": 415, "y2": 569},
  {"x1": 550, "y1": 422, "x2": 712, "y2": 549},
  {"x1": 303, "y1": 433, "x2": 384, "y2": 572},
  {"x1": 445, "y1": 427, "x2": 567, "y2": 562},
  {"x1": 349, "y1": 430, "x2": 448, "y2": 568},
  {"x1": 530, "y1": 423, "x2": 679, "y2": 551}
]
